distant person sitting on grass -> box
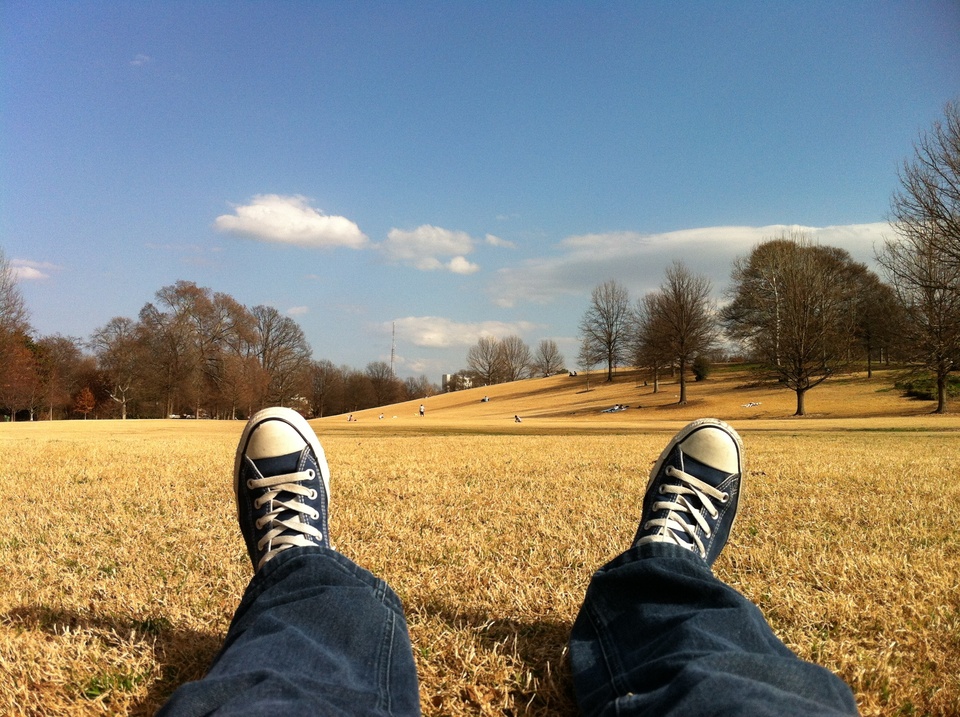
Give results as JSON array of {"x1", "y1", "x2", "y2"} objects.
[{"x1": 158, "y1": 410, "x2": 859, "y2": 717}]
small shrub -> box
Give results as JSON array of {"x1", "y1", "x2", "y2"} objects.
[
  {"x1": 894, "y1": 375, "x2": 960, "y2": 400},
  {"x1": 692, "y1": 355, "x2": 711, "y2": 382}
]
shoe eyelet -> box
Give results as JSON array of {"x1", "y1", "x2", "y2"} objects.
[
  {"x1": 308, "y1": 489, "x2": 318, "y2": 500},
  {"x1": 658, "y1": 485, "x2": 667, "y2": 494},
  {"x1": 311, "y1": 510, "x2": 320, "y2": 520},
  {"x1": 307, "y1": 469, "x2": 315, "y2": 479},
  {"x1": 720, "y1": 493, "x2": 730, "y2": 504},
  {"x1": 255, "y1": 518, "x2": 265, "y2": 529},
  {"x1": 246, "y1": 479, "x2": 255, "y2": 489},
  {"x1": 253, "y1": 498, "x2": 264, "y2": 509}
]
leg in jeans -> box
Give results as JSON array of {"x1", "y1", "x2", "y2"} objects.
[
  {"x1": 570, "y1": 419, "x2": 859, "y2": 717},
  {"x1": 159, "y1": 408, "x2": 421, "y2": 717}
]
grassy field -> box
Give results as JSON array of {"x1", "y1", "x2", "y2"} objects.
[{"x1": 1, "y1": 369, "x2": 959, "y2": 716}]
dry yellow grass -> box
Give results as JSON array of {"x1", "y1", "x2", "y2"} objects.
[{"x1": 1, "y1": 370, "x2": 958, "y2": 715}]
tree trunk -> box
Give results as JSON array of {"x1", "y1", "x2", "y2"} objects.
[
  {"x1": 794, "y1": 388, "x2": 807, "y2": 416},
  {"x1": 678, "y1": 358, "x2": 687, "y2": 404},
  {"x1": 866, "y1": 348, "x2": 873, "y2": 379},
  {"x1": 936, "y1": 374, "x2": 947, "y2": 414}
]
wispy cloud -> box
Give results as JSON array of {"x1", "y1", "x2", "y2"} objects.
[
  {"x1": 381, "y1": 224, "x2": 480, "y2": 273},
  {"x1": 130, "y1": 54, "x2": 152, "y2": 67},
  {"x1": 485, "y1": 233, "x2": 515, "y2": 248},
  {"x1": 287, "y1": 305, "x2": 309, "y2": 316},
  {"x1": 215, "y1": 194, "x2": 369, "y2": 249},
  {"x1": 389, "y1": 316, "x2": 540, "y2": 348},
  {"x1": 11, "y1": 259, "x2": 58, "y2": 281},
  {"x1": 490, "y1": 222, "x2": 891, "y2": 307}
]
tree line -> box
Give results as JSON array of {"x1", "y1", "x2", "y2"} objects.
[
  {"x1": 572, "y1": 237, "x2": 902, "y2": 416},
  {"x1": 0, "y1": 275, "x2": 439, "y2": 421}
]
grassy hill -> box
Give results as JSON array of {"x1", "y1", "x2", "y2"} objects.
[{"x1": 319, "y1": 365, "x2": 960, "y2": 434}]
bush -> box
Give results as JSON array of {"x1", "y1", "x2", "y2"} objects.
[
  {"x1": 692, "y1": 355, "x2": 711, "y2": 382},
  {"x1": 895, "y1": 375, "x2": 960, "y2": 400}
]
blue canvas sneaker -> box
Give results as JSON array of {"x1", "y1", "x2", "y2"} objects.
[
  {"x1": 634, "y1": 418, "x2": 744, "y2": 566},
  {"x1": 234, "y1": 407, "x2": 331, "y2": 572}
]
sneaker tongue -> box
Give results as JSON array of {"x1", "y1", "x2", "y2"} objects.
[
  {"x1": 678, "y1": 452, "x2": 730, "y2": 488},
  {"x1": 253, "y1": 450, "x2": 303, "y2": 479}
]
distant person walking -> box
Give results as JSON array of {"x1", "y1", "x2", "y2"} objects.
[{"x1": 419, "y1": 404, "x2": 425, "y2": 418}]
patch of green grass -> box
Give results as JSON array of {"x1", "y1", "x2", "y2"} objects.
[{"x1": 81, "y1": 670, "x2": 146, "y2": 699}]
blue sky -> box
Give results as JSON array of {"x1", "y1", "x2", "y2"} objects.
[{"x1": 3, "y1": 2, "x2": 959, "y2": 379}]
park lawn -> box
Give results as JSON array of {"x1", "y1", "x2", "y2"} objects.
[{"x1": 1, "y1": 369, "x2": 958, "y2": 716}]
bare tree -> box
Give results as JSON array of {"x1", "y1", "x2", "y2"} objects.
[
  {"x1": 878, "y1": 229, "x2": 960, "y2": 413},
  {"x1": 366, "y1": 361, "x2": 401, "y2": 406},
  {"x1": 851, "y1": 270, "x2": 904, "y2": 377},
  {"x1": 890, "y1": 99, "x2": 960, "y2": 266},
  {"x1": 652, "y1": 263, "x2": 717, "y2": 404},
  {"x1": 402, "y1": 374, "x2": 436, "y2": 400},
  {"x1": 0, "y1": 248, "x2": 34, "y2": 419},
  {"x1": 0, "y1": 340, "x2": 38, "y2": 421},
  {"x1": 498, "y1": 335, "x2": 533, "y2": 382},
  {"x1": 251, "y1": 305, "x2": 312, "y2": 407},
  {"x1": 0, "y1": 248, "x2": 29, "y2": 338},
  {"x1": 36, "y1": 334, "x2": 85, "y2": 420},
  {"x1": 91, "y1": 317, "x2": 142, "y2": 419},
  {"x1": 138, "y1": 295, "x2": 198, "y2": 417},
  {"x1": 579, "y1": 280, "x2": 630, "y2": 382},
  {"x1": 306, "y1": 359, "x2": 344, "y2": 418},
  {"x1": 723, "y1": 233, "x2": 860, "y2": 416},
  {"x1": 467, "y1": 336, "x2": 504, "y2": 385},
  {"x1": 630, "y1": 293, "x2": 672, "y2": 394},
  {"x1": 531, "y1": 339, "x2": 565, "y2": 377},
  {"x1": 880, "y1": 100, "x2": 960, "y2": 413}
]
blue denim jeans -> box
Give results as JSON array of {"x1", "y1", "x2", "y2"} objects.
[
  {"x1": 158, "y1": 547, "x2": 421, "y2": 716},
  {"x1": 569, "y1": 543, "x2": 859, "y2": 716},
  {"x1": 160, "y1": 544, "x2": 858, "y2": 716}
]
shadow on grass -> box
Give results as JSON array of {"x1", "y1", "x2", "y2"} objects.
[
  {"x1": 415, "y1": 600, "x2": 578, "y2": 716},
  {"x1": 2, "y1": 604, "x2": 223, "y2": 715}
]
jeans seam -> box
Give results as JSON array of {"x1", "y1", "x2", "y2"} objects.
[
  {"x1": 377, "y1": 605, "x2": 397, "y2": 713},
  {"x1": 587, "y1": 591, "x2": 631, "y2": 705}
]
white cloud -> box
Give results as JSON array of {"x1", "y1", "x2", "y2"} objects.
[
  {"x1": 447, "y1": 256, "x2": 480, "y2": 274},
  {"x1": 490, "y1": 222, "x2": 891, "y2": 307},
  {"x1": 11, "y1": 259, "x2": 58, "y2": 281},
  {"x1": 130, "y1": 54, "x2": 151, "y2": 67},
  {"x1": 287, "y1": 306, "x2": 309, "y2": 316},
  {"x1": 215, "y1": 194, "x2": 369, "y2": 249},
  {"x1": 381, "y1": 225, "x2": 480, "y2": 272},
  {"x1": 485, "y1": 233, "x2": 515, "y2": 248},
  {"x1": 389, "y1": 316, "x2": 540, "y2": 348}
]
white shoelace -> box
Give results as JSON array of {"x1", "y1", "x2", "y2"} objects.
[
  {"x1": 247, "y1": 469, "x2": 324, "y2": 570},
  {"x1": 636, "y1": 465, "x2": 730, "y2": 559}
]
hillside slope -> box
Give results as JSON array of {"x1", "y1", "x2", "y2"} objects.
[{"x1": 318, "y1": 366, "x2": 959, "y2": 433}]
